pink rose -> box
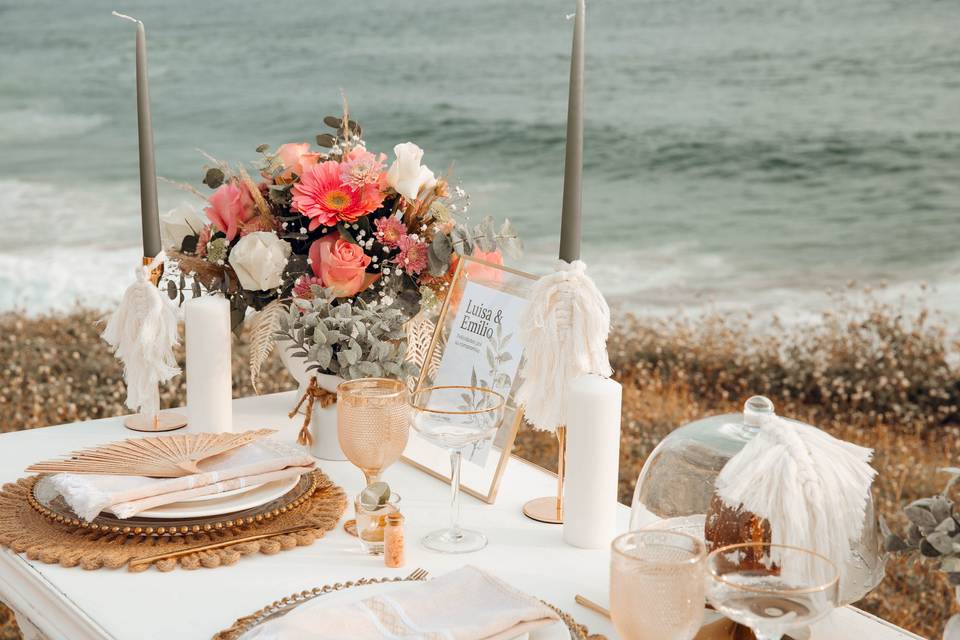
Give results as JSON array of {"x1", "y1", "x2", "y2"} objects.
[
  {"x1": 274, "y1": 143, "x2": 322, "y2": 182},
  {"x1": 309, "y1": 232, "x2": 375, "y2": 298},
  {"x1": 204, "y1": 182, "x2": 255, "y2": 241}
]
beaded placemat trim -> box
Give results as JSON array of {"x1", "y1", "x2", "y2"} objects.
[{"x1": 0, "y1": 469, "x2": 346, "y2": 572}]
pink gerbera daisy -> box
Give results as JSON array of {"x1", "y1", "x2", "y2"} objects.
[
  {"x1": 339, "y1": 147, "x2": 386, "y2": 190},
  {"x1": 291, "y1": 161, "x2": 385, "y2": 230},
  {"x1": 196, "y1": 224, "x2": 213, "y2": 257},
  {"x1": 394, "y1": 235, "x2": 429, "y2": 275},
  {"x1": 374, "y1": 216, "x2": 407, "y2": 248}
]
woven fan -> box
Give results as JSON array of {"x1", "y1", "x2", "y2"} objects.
[{"x1": 26, "y1": 429, "x2": 277, "y2": 478}]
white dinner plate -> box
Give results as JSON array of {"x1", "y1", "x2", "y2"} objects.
[
  {"x1": 113, "y1": 476, "x2": 300, "y2": 519},
  {"x1": 237, "y1": 580, "x2": 574, "y2": 640},
  {"x1": 174, "y1": 481, "x2": 266, "y2": 504}
]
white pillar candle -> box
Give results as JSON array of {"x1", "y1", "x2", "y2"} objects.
[
  {"x1": 185, "y1": 296, "x2": 233, "y2": 433},
  {"x1": 562, "y1": 373, "x2": 622, "y2": 549}
]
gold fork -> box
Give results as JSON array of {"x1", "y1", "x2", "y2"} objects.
[{"x1": 406, "y1": 567, "x2": 429, "y2": 581}]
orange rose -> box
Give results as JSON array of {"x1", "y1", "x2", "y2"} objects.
[
  {"x1": 273, "y1": 143, "x2": 322, "y2": 182},
  {"x1": 309, "y1": 232, "x2": 375, "y2": 297}
]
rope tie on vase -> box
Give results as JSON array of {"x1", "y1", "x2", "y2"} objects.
[{"x1": 289, "y1": 377, "x2": 338, "y2": 447}]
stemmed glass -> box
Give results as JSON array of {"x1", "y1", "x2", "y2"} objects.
[
  {"x1": 610, "y1": 530, "x2": 707, "y2": 640},
  {"x1": 410, "y1": 385, "x2": 505, "y2": 553},
  {"x1": 336, "y1": 378, "x2": 410, "y2": 486},
  {"x1": 337, "y1": 378, "x2": 410, "y2": 538},
  {"x1": 705, "y1": 543, "x2": 840, "y2": 640}
]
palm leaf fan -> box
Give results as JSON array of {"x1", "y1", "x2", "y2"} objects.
[{"x1": 26, "y1": 429, "x2": 277, "y2": 478}]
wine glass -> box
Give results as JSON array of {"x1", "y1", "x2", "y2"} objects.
[
  {"x1": 705, "y1": 543, "x2": 840, "y2": 640},
  {"x1": 337, "y1": 378, "x2": 409, "y2": 537},
  {"x1": 336, "y1": 378, "x2": 410, "y2": 486},
  {"x1": 610, "y1": 530, "x2": 707, "y2": 640},
  {"x1": 410, "y1": 385, "x2": 505, "y2": 553}
]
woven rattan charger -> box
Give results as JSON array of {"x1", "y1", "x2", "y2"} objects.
[{"x1": 0, "y1": 469, "x2": 346, "y2": 572}]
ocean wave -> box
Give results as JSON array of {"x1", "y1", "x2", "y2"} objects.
[
  {"x1": 0, "y1": 178, "x2": 140, "y2": 250},
  {"x1": 401, "y1": 109, "x2": 960, "y2": 195},
  {"x1": 0, "y1": 108, "x2": 107, "y2": 142},
  {"x1": 0, "y1": 246, "x2": 143, "y2": 314}
]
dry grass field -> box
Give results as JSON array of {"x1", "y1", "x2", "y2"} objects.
[{"x1": 1, "y1": 293, "x2": 956, "y2": 638}]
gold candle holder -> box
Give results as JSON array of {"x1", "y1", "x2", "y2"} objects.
[
  {"x1": 522, "y1": 425, "x2": 566, "y2": 524},
  {"x1": 124, "y1": 256, "x2": 188, "y2": 433}
]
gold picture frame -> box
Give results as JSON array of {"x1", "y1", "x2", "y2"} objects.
[{"x1": 401, "y1": 256, "x2": 538, "y2": 504}]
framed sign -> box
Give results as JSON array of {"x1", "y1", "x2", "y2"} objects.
[{"x1": 402, "y1": 256, "x2": 537, "y2": 503}]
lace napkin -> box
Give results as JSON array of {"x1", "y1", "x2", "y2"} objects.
[
  {"x1": 50, "y1": 440, "x2": 315, "y2": 521},
  {"x1": 242, "y1": 566, "x2": 565, "y2": 640}
]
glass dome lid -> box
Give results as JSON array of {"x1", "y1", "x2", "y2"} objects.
[
  {"x1": 629, "y1": 395, "x2": 886, "y2": 605},
  {"x1": 630, "y1": 396, "x2": 778, "y2": 529}
]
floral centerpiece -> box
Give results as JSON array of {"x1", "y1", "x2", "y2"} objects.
[
  {"x1": 163, "y1": 108, "x2": 522, "y2": 458},
  {"x1": 163, "y1": 108, "x2": 522, "y2": 392}
]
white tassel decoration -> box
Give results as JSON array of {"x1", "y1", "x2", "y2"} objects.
[
  {"x1": 101, "y1": 252, "x2": 181, "y2": 417},
  {"x1": 715, "y1": 414, "x2": 876, "y2": 586},
  {"x1": 516, "y1": 260, "x2": 612, "y2": 432}
]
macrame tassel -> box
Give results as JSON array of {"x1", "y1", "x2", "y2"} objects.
[
  {"x1": 516, "y1": 260, "x2": 612, "y2": 432},
  {"x1": 101, "y1": 252, "x2": 180, "y2": 417},
  {"x1": 715, "y1": 415, "x2": 877, "y2": 585}
]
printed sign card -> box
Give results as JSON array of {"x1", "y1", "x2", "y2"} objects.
[{"x1": 402, "y1": 257, "x2": 537, "y2": 503}]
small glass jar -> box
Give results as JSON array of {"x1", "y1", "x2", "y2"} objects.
[
  {"x1": 354, "y1": 493, "x2": 401, "y2": 556},
  {"x1": 384, "y1": 512, "x2": 405, "y2": 568}
]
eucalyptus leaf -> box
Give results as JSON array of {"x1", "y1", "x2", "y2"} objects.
[
  {"x1": 315, "y1": 345, "x2": 333, "y2": 370},
  {"x1": 905, "y1": 503, "x2": 939, "y2": 529},
  {"x1": 927, "y1": 531, "x2": 956, "y2": 554},
  {"x1": 202, "y1": 167, "x2": 225, "y2": 189}
]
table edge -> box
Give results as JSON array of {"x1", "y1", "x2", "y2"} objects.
[{"x1": 0, "y1": 548, "x2": 114, "y2": 640}]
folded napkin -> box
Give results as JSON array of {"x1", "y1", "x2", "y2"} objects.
[
  {"x1": 50, "y1": 440, "x2": 314, "y2": 521},
  {"x1": 243, "y1": 566, "x2": 563, "y2": 640}
]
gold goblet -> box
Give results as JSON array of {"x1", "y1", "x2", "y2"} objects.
[{"x1": 337, "y1": 378, "x2": 410, "y2": 486}]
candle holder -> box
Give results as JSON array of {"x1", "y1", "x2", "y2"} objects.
[
  {"x1": 522, "y1": 425, "x2": 566, "y2": 524},
  {"x1": 124, "y1": 256, "x2": 188, "y2": 433}
]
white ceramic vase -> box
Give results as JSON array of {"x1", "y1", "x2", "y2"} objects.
[{"x1": 278, "y1": 341, "x2": 347, "y2": 461}]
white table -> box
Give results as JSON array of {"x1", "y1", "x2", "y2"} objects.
[{"x1": 0, "y1": 392, "x2": 921, "y2": 640}]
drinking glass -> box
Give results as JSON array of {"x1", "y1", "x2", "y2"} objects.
[
  {"x1": 337, "y1": 378, "x2": 410, "y2": 486},
  {"x1": 610, "y1": 530, "x2": 707, "y2": 640},
  {"x1": 409, "y1": 385, "x2": 505, "y2": 553},
  {"x1": 705, "y1": 543, "x2": 840, "y2": 640}
]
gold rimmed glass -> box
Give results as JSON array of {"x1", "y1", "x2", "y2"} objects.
[
  {"x1": 705, "y1": 543, "x2": 840, "y2": 640},
  {"x1": 410, "y1": 385, "x2": 505, "y2": 553},
  {"x1": 336, "y1": 378, "x2": 410, "y2": 487},
  {"x1": 610, "y1": 530, "x2": 707, "y2": 640}
]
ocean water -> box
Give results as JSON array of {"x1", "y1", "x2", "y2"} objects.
[{"x1": 1, "y1": 0, "x2": 958, "y2": 321}]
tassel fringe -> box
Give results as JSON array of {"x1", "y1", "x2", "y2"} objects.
[
  {"x1": 101, "y1": 253, "x2": 181, "y2": 416},
  {"x1": 516, "y1": 260, "x2": 612, "y2": 432},
  {"x1": 715, "y1": 415, "x2": 877, "y2": 586}
]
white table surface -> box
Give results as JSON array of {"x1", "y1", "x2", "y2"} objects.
[{"x1": 0, "y1": 392, "x2": 922, "y2": 640}]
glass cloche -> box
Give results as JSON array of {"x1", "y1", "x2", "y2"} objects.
[{"x1": 629, "y1": 395, "x2": 886, "y2": 604}]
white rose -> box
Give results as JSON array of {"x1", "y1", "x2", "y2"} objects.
[
  {"x1": 229, "y1": 232, "x2": 291, "y2": 291},
  {"x1": 385, "y1": 142, "x2": 437, "y2": 201},
  {"x1": 160, "y1": 203, "x2": 205, "y2": 249}
]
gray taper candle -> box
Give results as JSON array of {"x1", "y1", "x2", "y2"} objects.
[
  {"x1": 558, "y1": 0, "x2": 585, "y2": 264},
  {"x1": 114, "y1": 12, "x2": 162, "y2": 258}
]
